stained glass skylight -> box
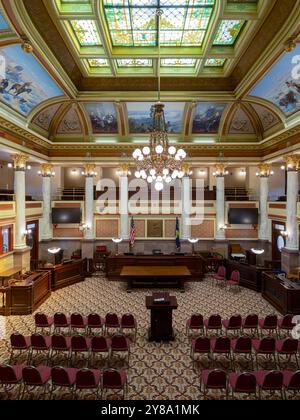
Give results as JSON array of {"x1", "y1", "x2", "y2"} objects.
[
  {"x1": 205, "y1": 58, "x2": 226, "y2": 67},
  {"x1": 213, "y1": 20, "x2": 245, "y2": 45},
  {"x1": 88, "y1": 59, "x2": 109, "y2": 67},
  {"x1": 70, "y1": 20, "x2": 102, "y2": 46},
  {"x1": 116, "y1": 59, "x2": 153, "y2": 67},
  {"x1": 103, "y1": 0, "x2": 215, "y2": 47},
  {"x1": 161, "y1": 59, "x2": 197, "y2": 67}
]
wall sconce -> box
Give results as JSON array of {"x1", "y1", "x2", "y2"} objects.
[
  {"x1": 280, "y1": 230, "x2": 288, "y2": 237},
  {"x1": 79, "y1": 223, "x2": 91, "y2": 232},
  {"x1": 188, "y1": 238, "x2": 199, "y2": 255},
  {"x1": 112, "y1": 237, "x2": 123, "y2": 255},
  {"x1": 251, "y1": 248, "x2": 265, "y2": 255},
  {"x1": 24, "y1": 229, "x2": 32, "y2": 237},
  {"x1": 38, "y1": 164, "x2": 55, "y2": 177},
  {"x1": 256, "y1": 164, "x2": 274, "y2": 178},
  {"x1": 221, "y1": 224, "x2": 229, "y2": 231}
]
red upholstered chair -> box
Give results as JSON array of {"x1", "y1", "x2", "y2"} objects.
[
  {"x1": 71, "y1": 335, "x2": 91, "y2": 366},
  {"x1": 89, "y1": 336, "x2": 111, "y2": 368},
  {"x1": 276, "y1": 338, "x2": 299, "y2": 369},
  {"x1": 283, "y1": 370, "x2": 300, "y2": 398},
  {"x1": 277, "y1": 315, "x2": 295, "y2": 338},
  {"x1": 204, "y1": 315, "x2": 222, "y2": 336},
  {"x1": 213, "y1": 266, "x2": 226, "y2": 287},
  {"x1": 229, "y1": 372, "x2": 257, "y2": 399},
  {"x1": 105, "y1": 313, "x2": 120, "y2": 335},
  {"x1": 75, "y1": 368, "x2": 101, "y2": 400},
  {"x1": 255, "y1": 370, "x2": 284, "y2": 399},
  {"x1": 252, "y1": 337, "x2": 276, "y2": 369},
  {"x1": 21, "y1": 365, "x2": 51, "y2": 400},
  {"x1": 70, "y1": 313, "x2": 88, "y2": 334},
  {"x1": 259, "y1": 314, "x2": 278, "y2": 338},
  {"x1": 186, "y1": 314, "x2": 204, "y2": 337},
  {"x1": 50, "y1": 366, "x2": 78, "y2": 399},
  {"x1": 231, "y1": 337, "x2": 254, "y2": 370},
  {"x1": 9, "y1": 333, "x2": 31, "y2": 364},
  {"x1": 102, "y1": 369, "x2": 128, "y2": 400},
  {"x1": 200, "y1": 369, "x2": 228, "y2": 399},
  {"x1": 227, "y1": 270, "x2": 241, "y2": 292},
  {"x1": 54, "y1": 313, "x2": 71, "y2": 334},
  {"x1": 0, "y1": 364, "x2": 23, "y2": 398},
  {"x1": 50, "y1": 334, "x2": 72, "y2": 366},
  {"x1": 111, "y1": 334, "x2": 130, "y2": 365},
  {"x1": 34, "y1": 313, "x2": 54, "y2": 334},
  {"x1": 87, "y1": 313, "x2": 104, "y2": 335},
  {"x1": 242, "y1": 314, "x2": 259, "y2": 337},
  {"x1": 29, "y1": 334, "x2": 51, "y2": 365},
  {"x1": 120, "y1": 314, "x2": 137, "y2": 341},
  {"x1": 191, "y1": 337, "x2": 211, "y2": 369},
  {"x1": 211, "y1": 337, "x2": 232, "y2": 367},
  {"x1": 222, "y1": 315, "x2": 242, "y2": 336}
]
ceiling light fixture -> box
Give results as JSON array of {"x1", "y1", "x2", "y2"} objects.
[{"x1": 132, "y1": 9, "x2": 186, "y2": 192}]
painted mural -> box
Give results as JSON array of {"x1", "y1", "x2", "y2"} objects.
[
  {"x1": 0, "y1": 13, "x2": 9, "y2": 30},
  {"x1": 192, "y1": 102, "x2": 227, "y2": 133},
  {"x1": 127, "y1": 102, "x2": 185, "y2": 134},
  {"x1": 250, "y1": 44, "x2": 300, "y2": 116},
  {"x1": 0, "y1": 45, "x2": 64, "y2": 115},
  {"x1": 84, "y1": 102, "x2": 118, "y2": 133}
]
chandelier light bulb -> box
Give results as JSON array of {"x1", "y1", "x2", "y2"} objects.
[
  {"x1": 178, "y1": 171, "x2": 184, "y2": 178},
  {"x1": 133, "y1": 149, "x2": 142, "y2": 159},
  {"x1": 150, "y1": 169, "x2": 156, "y2": 176},
  {"x1": 142, "y1": 173, "x2": 147, "y2": 180},
  {"x1": 157, "y1": 176, "x2": 163, "y2": 182},
  {"x1": 165, "y1": 176, "x2": 172, "y2": 183},
  {"x1": 168, "y1": 146, "x2": 176, "y2": 155},
  {"x1": 147, "y1": 176, "x2": 153, "y2": 183},
  {"x1": 177, "y1": 149, "x2": 186, "y2": 159},
  {"x1": 152, "y1": 175, "x2": 157, "y2": 180},
  {"x1": 138, "y1": 155, "x2": 144, "y2": 161},
  {"x1": 163, "y1": 168, "x2": 169, "y2": 176},
  {"x1": 175, "y1": 154, "x2": 181, "y2": 161},
  {"x1": 135, "y1": 171, "x2": 141, "y2": 178},
  {"x1": 155, "y1": 145, "x2": 163, "y2": 154},
  {"x1": 143, "y1": 146, "x2": 150, "y2": 155},
  {"x1": 155, "y1": 182, "x2": 164, "y2": 192}
]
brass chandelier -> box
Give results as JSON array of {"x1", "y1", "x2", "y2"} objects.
[{"x1": 132, "y1": 9, "x2": 187, "y2": 192}]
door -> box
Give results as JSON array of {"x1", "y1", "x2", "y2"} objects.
[
  {"x1": 272, "y1": 221, "x2": 286, "y2": 261},
  {"x1": 26, "y1": 221, "x2": 39, "y2": 261}
]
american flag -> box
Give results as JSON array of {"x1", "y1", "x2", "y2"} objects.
[{"x1": 130, "y1": 217, "x2": 136, "y2": 247}]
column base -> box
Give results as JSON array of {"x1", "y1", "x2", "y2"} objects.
[
  {"x1": 281, "y1": 248, "x2": 300, "y2": 274},
  {"x1": 13, "y1": 247, "x2": 31, "y2": 273}
]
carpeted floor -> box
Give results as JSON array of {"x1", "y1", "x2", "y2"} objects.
[{"x1": 0, "y1": 276, "x2": 298, "y2": 400}]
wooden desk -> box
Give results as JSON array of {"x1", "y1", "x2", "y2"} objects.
[
  {"x1": 225, "y1": 260, "x2": 272, "y2": 292},
  {"x1": 0, "y1": 267, "x2": 22, "y2": 286},
  {"x1": 107, "y1": 255, "x2": 204, "y2": 282},
  {"x1": 262, "y1": 272, "x2": 300, "y2": 315},
  {"x1": 41, "y1": 259, "x2": 87, "y2": 291},
  {"x1": 146, "y1": 293, "x2": 178, "y2": 342},
  {"x1": 121, "y1": 266, "x2": 191, "y2": 291}
]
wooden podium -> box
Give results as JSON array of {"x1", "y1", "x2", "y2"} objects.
[{"x1": 145, "y1": 292, "x2": 178, "y2": 342}]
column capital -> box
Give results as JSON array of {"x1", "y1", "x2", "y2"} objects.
[
  {"x1": 213, "y1": 163, "x2": 229, "y2": 177},
  {"x1": 117, "y1": 163, "x2": 131, "y2": 177},
  {"x1": 284, "y1": 155, "x2": 300, "y2": 172},
  {"x1": 82, "y1": 164, "x2": 97, "y2": 178},
  {"x1": 181, "y1": 163, "x2": 191, "y2": 177},
  {"x1": 11, "y1": 154, "x2": 28, "y2": 171},
  {"x1": 256, "y1": 164, "x2": 274, "y2": 178},
  {"x1": 39, "y1": 164, "x2": 55, "y2": 177}
]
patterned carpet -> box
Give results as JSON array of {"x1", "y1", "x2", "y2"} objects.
[{"x1": 0, "y1": 275, "x2": 298, "y2": 400}]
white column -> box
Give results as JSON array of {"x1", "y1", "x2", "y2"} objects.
[
  {"x1": 181, "y1": 176, "x2": 191, "y2": 239},
  {"x1": 259, "y1": 176, "x2": 269, "y2": 241},
  {"x1": 41, "y1": 176, "x2": 52, "y2": 240},
  {"x1": 85, "y1": 175, "x2": 94, "y2": 240},
  {"x1": 14, "y1": 169, "x2": 26, "y2": 250},
  {"x1": 286, "y1": 170, "x2": 299, "y2": 250},
  {"x1": 216, "y1": 176, "x2": 225, "y2": 240},
  {"x1": 120, "y1": 175, "x2": 129, "y2": 239}
]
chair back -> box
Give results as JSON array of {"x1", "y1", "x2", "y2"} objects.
[
  {"x1": 91, "y1": 336, "x2": 109, "y2": 352},
  {"x1": 22, "y1": 366, "x2": 43, "y2": 385},
  {"x1": 71, "y1": 313, "x2": 85, "y2": 327},
  {"x1": 230, "y1": 270, "x2": 240, "y2": 283},
  {"x1": 51, "y1": 366, "x2": 72, "y2": 387},
  {"x1": 208, "y1": 315, "x2": 222, "y2": 328},
  {"x1": 51, "y1": 334, "x2": 68, "y2": 351},
  {"x1": 105, "y1": 313, "x2": 119, "y2": 326},
  {"x1": 54, "y1": 313, "x2": 69, "y2": 327},
  {"x1": 262, "y1": 371, "x2": 283, "y2": 390},
  {"x1": 243, "y1": 314, "x2": 258, "y2": 328},
  {"x1": 263, "y1": 314, "x2": 278, "y2": 328},
  {"x1": 71, "y1": 335, "x2": 88, "y2": 351},
  {"x1": 214, "y1": 337, "x2": 230, "y2": 352},
  {"x1": 286, "y1": 371, "x2": 300, "y2": 390},
  {"x1": 280, "y1": 314, "x2": 294, "y2": 328},
  {"x1": 194, "y1": 337, "x2": 210, "y2": 352},
  {"x1": 217, "y1": 266, "x2": 226, "y2": 278},
  {"x1": 35, "y1": 313, "x2": 49, "y2": 327},
  {"x1": 259, "y1": 337, "x2": 276, "y2": 352},
  {"x1": 88, "y1": 313, "x2": 102, "y2": 327},
  {"x1": 10, "y1": 333, "x2": 28, "y2": 349},
  {"x1": 189, "y1": 314, "x2": 204, "y2": 328},
  {"x1": 228, "y1": 314, "x2": 242, "y2": 328},
  {"x1": 280, "y1": 338, "x2": 298, "y2": 353},
  {"x1": 31, "y1": 333, "x2": 48, "y2": 350},
  {"x1": 121, "y1": 314, "x2": 135, "y2": 328},
  {"x1": 0, "y1": 365, "x2": 18, "y2": 384},
  {"x1": 111, "y1": 334, "x2": 128, "y2": 351},
  {"x1": 235, "y1": 337, "x2": 252, "y2": 352},
  {"x1": 235, "y1": 373, "x2": 256, "y2": 393},
  {"x1": 76, "y1": 369, "x2": 97, "y2": 389},
  {"x1": 206, "y1": 370, "x2": 227, "y2": 389},
  {"x1": 102, "y1": 369, "x2": 122, "y2": 389}
]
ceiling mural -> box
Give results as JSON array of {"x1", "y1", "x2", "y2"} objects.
[
  {"x1": 83, "y1": 102, "x2": 118, "y2": 134},
  {"x1": 192, "y1": 102, "x2": 227, "y2": 134},
  {"x1": 33, "y1": 102, "x2": 62, "y2": 132},
  {"x1": 250, "y1": 44, "x2": 300, "y2": 117},
  {"x1": 0, "y1": 45, "x2": 64, "y2": 116},
  {"x1": 127, "y1": 102, "x2": 185, "y2": 134},
  {"x1": 229, "y1": 107, "x2": 255, "y2": 134},
  {"x1": 251, "y1": 103, "x2": 281, "y2": 132},
  {"x1": 57, "y1": 106, "x2": 82, "y2": 134},
  {"x1": 0, "y1": 12, "x2": 9, "y2": 31}
]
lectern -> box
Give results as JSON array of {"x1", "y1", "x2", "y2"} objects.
[{"x1": 145, "y1": 292, "x2": 178, "y2": 342}]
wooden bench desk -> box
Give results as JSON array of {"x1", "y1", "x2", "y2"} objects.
[
  {"x1": 120, "y1": 266, "x2": 191, "y2": 292},
  {"x1": 0, "y1": 267, "x2": 22, "y2": 286}
]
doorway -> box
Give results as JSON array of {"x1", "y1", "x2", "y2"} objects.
[
  {"x1": 26, "y1": 220, "x2": 39, "y2": 261},
  {"x1": 272, "y1": 221, "x2": 286, "y2": 261}
]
